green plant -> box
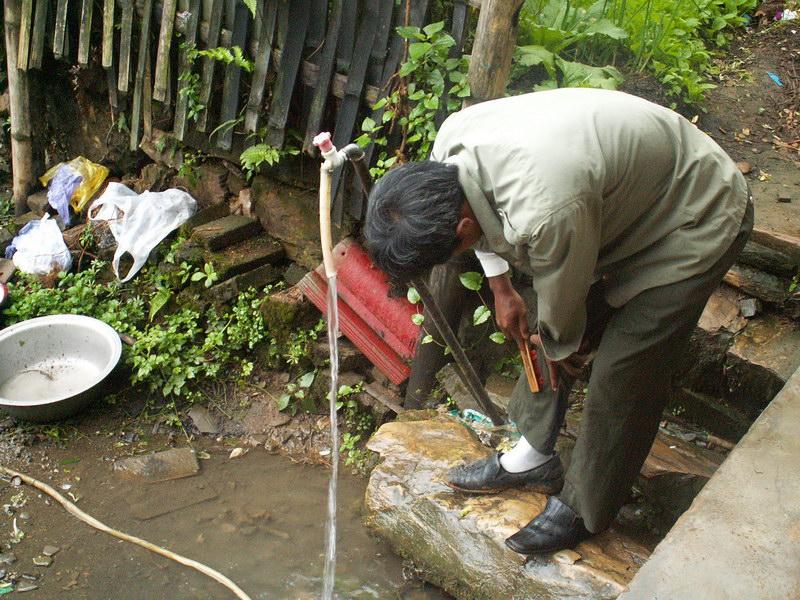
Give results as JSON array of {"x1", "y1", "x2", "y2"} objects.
[
  {"x1": 239, "y1": 143, "x2": 300, "y2": 181},
  {"x1": 190, "y1": 262, "x2": 219, "y2": 288},
  {"x1": 408, "y1": 274, "x2": 506, "y2": 353},
  {"x1": 283, "y1": 319, "x2": 325, "y2": 366},
  {"x1": 356, "y1": 21, "x2": 469, "y2": 177},
  {"x1": 340, "y1": 432, "x2": 373, "y2": 475},
  {"x1": 277, "y1": 371, "x2": 316, "y2": 414},
  {"x1": 177, "y1": 45, "x2": 205, "y2": 123}
]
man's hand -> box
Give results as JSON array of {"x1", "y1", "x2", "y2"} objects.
[
  {"x1": 529, "y1": 333, "x2": 592, "y2": 391},
  {"x1": 488, "y1": 273, "x2": 529, "y2": 349}
]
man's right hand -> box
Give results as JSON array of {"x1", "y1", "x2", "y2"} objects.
[{"x1": 488, "y1": 273, "x2": 529, "y2": 349}]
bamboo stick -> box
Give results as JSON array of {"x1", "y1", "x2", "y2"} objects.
[
  {"x1": 16, "y1": 0, "x2": 34, "y2": 70},
  {"x1": 102, "y1": 0, "x2": 115, "y2": 68},
  {"x1": 28, "y1": 0, "x2": 49, "y2": 69},
  {"x1": 78, "y1": 0, "x2": 94, "y2": 65},
  {"x1": 173, "y1": 0, "x2": 201, "y2": 140},
  {"x1": 196, "y1": 0, "x2": 223, "y2": 132},
  {"x1": 153, "y1": 0, "x2": 178, "y2": 102},
  {"x1": 53, "y1": 0, "x2": 69, "y2": 59},
  {"x1": 4, "y1": 0, "x2": 35, "y2": 215},
  {"x1": 130, "y1": 0, "x2": 154, "y2": 151},
  {"x1": 118, "y1": 0, "x2": 134, "y2": 91}
]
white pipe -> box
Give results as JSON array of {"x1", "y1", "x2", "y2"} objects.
[{"x1": 313, "y1": 132, "x2": 346, "y2": 278}]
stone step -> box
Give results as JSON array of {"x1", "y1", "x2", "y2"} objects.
[
  {"x1": 205, "y1": 234, "x2": 285, "y2": 281},
  {"x1": 206, "y1": 262, "x2": 281, "y2": 303},
  {"x1": 179, "y1": 202, "x2": 230, "y2": 236},
  {"x1": 191, "y1": 214, "x2": 262, "y2": 251},
  {"x1": 365, "y1": 414, "x2": 652, "y2": 600},
  {"x1": 619, "y1": 367, "x2": 800, "y2": 600}
]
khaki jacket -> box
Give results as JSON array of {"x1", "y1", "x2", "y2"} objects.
[{"x1": 430, "y1": 89, "x2": 748, "y2": 360}]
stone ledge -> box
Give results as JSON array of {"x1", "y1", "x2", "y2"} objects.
[{"x1": 365, "y1": 416, "x2": 650, "y2": 600}]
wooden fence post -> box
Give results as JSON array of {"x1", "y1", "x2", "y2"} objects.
[
  {"x1": 4, "y1": 0, "x2": 35, "y2": 215},
  {"x1": 465, "y1": 0, "x2": 524, "y2": 106}
]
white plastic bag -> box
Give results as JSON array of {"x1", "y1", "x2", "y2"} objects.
[
  {"x1": 11, "y1": 215, "x2": 72, "y2": 275},
  {"x1": 89, "y1": 183, "x2": 197, "y2": 282}
]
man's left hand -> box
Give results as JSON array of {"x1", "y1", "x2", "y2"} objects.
[{"x1": 529, "y1": 334, "x2": 592, "y2": 391}]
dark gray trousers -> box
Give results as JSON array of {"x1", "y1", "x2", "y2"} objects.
[{"x1": 509, "y1": 201, "x2": 754, "y2": 533}]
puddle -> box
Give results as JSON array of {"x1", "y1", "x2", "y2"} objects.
[{"x1": 2, "y1": 439, "x2": 448, "y2": 599}]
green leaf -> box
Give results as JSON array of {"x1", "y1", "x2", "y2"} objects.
[
  {"x1": 190, "y1": 271, "x2": 205, "y2": 282},
  {"x1": 338, "y1": 384, "x2": 353, "y2": 396},
  {"x1": 408, "y1": 42, "x2": 432, "y2": 61},
  {"x1": 423, "y1": 96, "x2": 439, "y2": 110},
  {"x1": 421, "y1": 334, "x2": 434, "y2": 344},
  {"x1": 473, "y1": 305, "x2": 491, "y2": 326},
  {"x1": 398, "y1": 62, "x2": 417, "y2": 77},
  {"x1": 459, "y1": 271, "x2": 483, "y2": 291},
  {"x1": 423, "y1": 21, "x2": 445, "y2": 36},
  {"x1": 407, "y1": 287, "x2": 421, "y2": 304},
  {"x1": 277, "y1": 394, "x2": 291, "y2": 411},
  {"x1": 583, "y1": 19, "x2": 629, "y2": 41},
  {"x1": 298, "y1": 371, "x2": 316, "y2": 388},
  {"x1": 149, "y1": 288, "x2": 172, "y2": 322},
  {"x1": 556, "y1": 58, "x2": 623, "y2": 90},
  {"x1": 411, "y1": 313, "x2": 425, "y2": 326},
  {"x1": 362, "y1": 116, "x2": 376, "y2": 132},
  {"x1": 396, "y1": 26, "x2": 424, "y2": 40},
  {"x1": 489, "y1": 331, "x2": 506, "y2": 344}
]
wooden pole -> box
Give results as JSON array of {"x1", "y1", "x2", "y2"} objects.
[
  {"x1": 4, "y1": 0, "x2": 35, "y2": 215},
  {"x1": 464, "y1": 0, "x2": 524, "y2": 106}
]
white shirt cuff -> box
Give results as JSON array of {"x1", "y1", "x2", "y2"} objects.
[{"x1": 474, "y1": 250, "x2": 510, "y2": 278}]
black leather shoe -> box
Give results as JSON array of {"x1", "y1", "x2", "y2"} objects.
[
  {"x1": 505, "y1": 496, "x2": 591, "y2": 555},
  {"x1": 445, "y1": 453, "x2": 564, "y2": 494}
]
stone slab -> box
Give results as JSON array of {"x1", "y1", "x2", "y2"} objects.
[
  {"x1": 365, "y1": 416, "x2": 650, "y2": 600},
  {"x1": 207, "y1": 263, "x2": 280, "y2": 303},
  {"x1": 113, "y1": 447, "x2": 199, "y2": 482},
  {"x1": 191, "y1": 214, "x2": 262, "y2": 251},
  {"x1": 206, "y1": 234, "x2": 285, "y2": 281},
  {"x1": 620, "y1": 366, "x2": 800, "y2": 600}
]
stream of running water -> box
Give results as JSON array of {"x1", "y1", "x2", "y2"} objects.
[{"x1": 322, "y1": 274, "x2": 340, "y2": 600}]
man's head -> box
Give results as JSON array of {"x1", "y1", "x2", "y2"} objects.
[{"x1": 364, "y1": 161, "x2": 482, "y2": 283}]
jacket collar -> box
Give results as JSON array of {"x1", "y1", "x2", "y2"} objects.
[{"x1": 444, "y1": 154, "x2": 514, "y2": 255}]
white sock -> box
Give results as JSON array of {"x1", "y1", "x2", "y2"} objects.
[{"x1": 500, "y1": 436, "x2": 553, "y2": 473}]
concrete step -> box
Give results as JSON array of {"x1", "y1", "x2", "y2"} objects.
[
  {"x1": 205, "y1": 234, "x2": 285, "y2": 281},
  {"x1": 191, "y1": 214, "x2": 262, "y2": 251},
  {"x1": 619, "y1": 366, "x2": 800, "y2": 600}
]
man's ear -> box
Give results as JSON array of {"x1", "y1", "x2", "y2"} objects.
[{"x1": 453, "y1": 216, "x2": 481, "y2": 254}]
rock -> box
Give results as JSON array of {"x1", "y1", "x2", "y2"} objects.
[
  {"x1": 0, "y1": 258, "x2": 15, "y2": 285},
  {"x1": 42, "y1": 546, "x2": 59, "y2": 557},
  {"x1": 726, "y1": 313, "x2": 800, "y2": 418},
  {"x1": 207, "y1": 263, "x2": 280, "y2": 303},
  {"x1": 436, "y1": 363, "x2": 509, "y2": 415},
  {"x1": 242, "y1": 398, "x2": 292, "y2": 434},
  {"x1": 172, "y1": 161, "x2": 228, "y2": 209},
  {"x1": 32, "y1": 556, "x2": 52, "y2": 567},
  {"x1": 736, "y1": 160, "x2": 751, "y2": 174},
  {"x1": 0, "y1": 553, "x2": 17, "y2": 565},
  {"x1": 26, "y1": 191, "x2": 49, "y2": 215},
  {"x1": 363, "y1": 382, "x2": 405, "y2": 420},
  {"x1": 282, "y1": 262, "x2": 308, "y2": 286},
  {"x1": 229, "y1": 448, "x2": 247, "y2": 459},
  {"x1": 0, "y1": 91, "x2": 8, "y2": 113},
  {"x1": 15, "y1": 582, "x2": 38, "y2": 592},
  {"x1": 179, "y1": 202, "x2": 230, "y2": 237},
  {"x1": 251, "y1": 175, "x2": 324, "y2": 269},
  {"x1": 777, "y1": 193, "x2": 792, "y2": 203},
  {"x1": 138, "y1": 130, "x2": 183, "y2": 170},
  {"x1": 738, "y1": 297, "x2": 761, "y2": 318},
  {"x1": 312, "y1": 338, "x2": 370, "y2": 372},
  {"x1": 62, "y1": 221, "x2": 117, "y2": 262},
  {"x1": 258, "y1": 285, "x2": 316, "y2": 346},
  {"x1": 365, "y1": 416, "x2": 650, "y2": 599},
  {"x1": 739, "y1": 240, "x2": 798, "y2": 277},
  {"x1": 554, "y1": 549, "x2": 582, "y2": 565},
  {"x1": 12, "y1": 212, "x2": 38, "y2": 229},
  {"x1": 191, "y1": 214, "x2": 262, "y2": 251},
  {"x1": 133, "y1": 163, "x2": 173, "y2": 194},
  {"x1": 723, "y1": 264, "x2": 789, "y2": 305},
  {"x1": 229, "y1": 188, "x2": 253, "y2": 218},
  {"x1": 113, "y1": 447, "x2": 199, "y2": 482},
  {"x1": 187, "y1": 406, "x2": 221, "y2": 435},
  {"x1": 0, "y1": 228, "x2": 13, "y2": 256},
  {"x1": 226, "y1": 166, "x2": 247, "y2": 196},
  {"x1": 205, "y1": 234, "x2": 285, "y2": 281},
  {"x1": 697, "y1": 286, "x2": 746, "y2": 334}
]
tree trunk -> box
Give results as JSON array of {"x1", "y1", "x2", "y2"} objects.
[
  {"x1": 4, "y1": 0, "x2": 35, "y2": 215},
  {"x1": 465, "y1": 0, "x2": 525, "y2": 106}
]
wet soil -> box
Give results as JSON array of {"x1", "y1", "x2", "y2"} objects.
[{"x1": 0, "y1": 421, "x2": 446, "y2": 599}]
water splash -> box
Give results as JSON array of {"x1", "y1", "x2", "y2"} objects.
[{"x1": 322, "y1": 274, "x2": 340, "y2": 600}]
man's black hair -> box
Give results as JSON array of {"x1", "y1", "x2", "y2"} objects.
[{"x1": 364, "y1": 160, "x2": 465, "y2": 283}]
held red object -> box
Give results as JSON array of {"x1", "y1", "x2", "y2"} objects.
[{"x1": 297, "y1": 237, "x2": 422, "y2": 384}]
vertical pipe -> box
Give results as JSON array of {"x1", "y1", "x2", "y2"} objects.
[{"x1": 4, "y1": 0, "x2": 35, "y2": 215}]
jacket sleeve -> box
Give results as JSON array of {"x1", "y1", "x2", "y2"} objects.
[{"x1": 527, "y1": 198, "x2": 602, "y2": 361}]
